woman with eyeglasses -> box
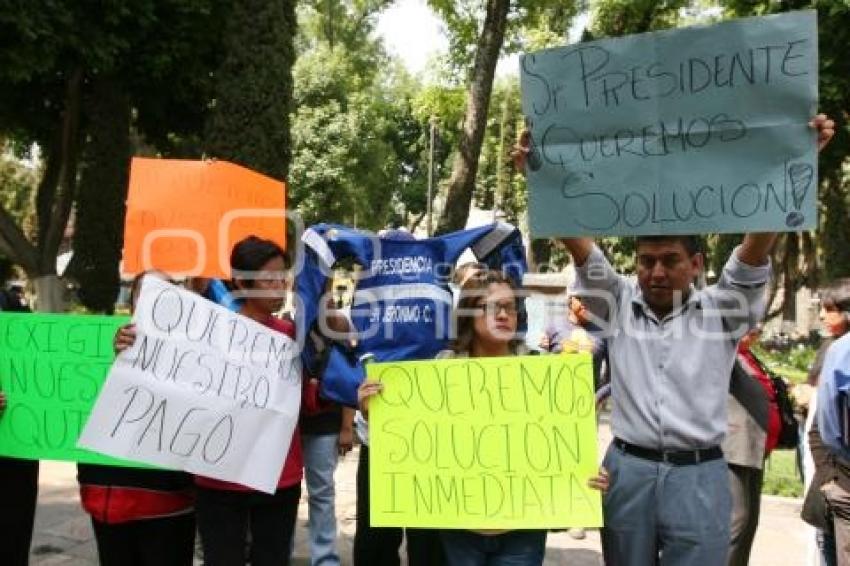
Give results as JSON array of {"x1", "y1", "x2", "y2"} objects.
[{"x1": 359, "y1": 269, "x2": 609, "y2": 566}]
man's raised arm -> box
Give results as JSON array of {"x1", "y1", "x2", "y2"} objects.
[
  {"x1": 737, "y1": 233, "x2": 778, "y2": 267},
  {"x1": 560, "y1": 238, "x2": 595, "y2": 268}
]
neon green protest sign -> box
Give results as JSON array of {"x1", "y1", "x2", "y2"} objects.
[
  {"x1": 0, "y1": 312, "x2": 139, "y2": 465},
  {"x1": 368, "y1": 354, "x2": 603, "y2": 529}
]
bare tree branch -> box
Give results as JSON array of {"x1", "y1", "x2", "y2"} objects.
[
  {"x1": 435, "y1": 0, "x2": 510, "y2": 234},
  {"x1": 0, "y1": 204, "x2": 38, "y2": 273},
  {"x1": 35, "y1": 132, "x2": 63, "y2": 252},
  {"x1": 407, "y1": 211, "x2": 426, "y2": 232},
  {"x1": 763, "y1": 246, "x2": 783, "y2": 322}
]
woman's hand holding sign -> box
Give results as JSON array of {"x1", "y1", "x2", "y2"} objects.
[
  {"x1": 113, "y1": 323, "x2": 137, "y2": 354},
  {"x1": 357, "y1": 380, "x2": 384, "y2": 420}
]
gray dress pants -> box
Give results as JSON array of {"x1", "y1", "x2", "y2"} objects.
[{"x1": 601, "y1": 444, "x2": 732, "y2": 566}]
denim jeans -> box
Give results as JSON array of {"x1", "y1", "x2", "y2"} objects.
[
  {"x1": 439, "y1": 530, "x2": 546, "y2": 566},
  {"x1": 303, "y1": 433, "x2": 341, "y2": 566}
]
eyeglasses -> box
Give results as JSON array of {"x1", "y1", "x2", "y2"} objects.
[{"x1": 475, "y1": 301, "x2": 518, "y2": 317}]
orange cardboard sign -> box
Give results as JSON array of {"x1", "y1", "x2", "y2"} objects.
[{"x1": 122, "y1": 158, "x2": 286, "y2": 278}]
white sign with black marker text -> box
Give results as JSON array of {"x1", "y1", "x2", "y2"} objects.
[{"x1": 79, "y1": 276, "x2": 301, "y2": 493}]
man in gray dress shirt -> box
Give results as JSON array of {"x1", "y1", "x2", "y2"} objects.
[
  {"x1": 563, "y1": 233, "x2": 772, "y2": 566},
  {"x1": 511, "y1": 115, "x2": 834, "y2": 565}
]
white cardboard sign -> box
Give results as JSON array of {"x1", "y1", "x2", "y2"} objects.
[{"x1": 79, "y1": 276, "x2": 301, "y2": 492}]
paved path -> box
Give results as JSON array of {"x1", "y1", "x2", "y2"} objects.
[{"x1": 28, "y1": 423, "x2": 808, "y2": 565}]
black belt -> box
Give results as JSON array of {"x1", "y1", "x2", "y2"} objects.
[{"x1": 613, "y1": 438, "x2": 723, "y2": 466}]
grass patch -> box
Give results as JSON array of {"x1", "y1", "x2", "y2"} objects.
[
  {"x1": 762, "y1": 448, "x2": 802, "y2": 498},
  {"x1": 767, "y1": 365, "x2": 808, "y2": 383},
  {"x1": 754, "y1": 345, "x2": 816, "y2": 385}
]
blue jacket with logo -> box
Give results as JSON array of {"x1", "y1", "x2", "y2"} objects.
[{"x1": 295, "y1": 223, "x2": 527, "y2": 407}]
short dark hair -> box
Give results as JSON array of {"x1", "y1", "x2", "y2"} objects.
[
  {"x1": 230, "y1": 236, "x2": 287, "y2": 287},
  {"x1": 821, "y1": 278, "x2": 850, "y2": 313},
  {"x1": 130, "y1": 270, "x2": 174, "y2": 312},
  {"x1": 635, "y1": 235, "x2": 702, "y2": 257}
]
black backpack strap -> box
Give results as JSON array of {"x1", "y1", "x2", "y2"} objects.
[{"x1": 729, "y1": 359, "x2": 770, "y2": 431}]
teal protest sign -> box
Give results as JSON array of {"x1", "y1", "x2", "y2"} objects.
[
  {"x1": 520, "y1": 10, "x2": 818, "y2": 237},
  {"x1": 0, "y1": 312, "x2": 145, "y2": 466}
]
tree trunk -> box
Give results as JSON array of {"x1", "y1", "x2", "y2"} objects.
[
  {"x1": 820, "y1": 172, "x2": 850, "y2": 283},
  {"x1": 204, "y1": 0, "x2": 296, "y2": 181},
  {"x1": 0, "y1": 205, "x2": 38, "y2": 273},
  {"x1": 32, "y1": 275, "x2": 66, "y2": 312},
  {"x1": 0, "y1": 68, "x2": 83, "y2": 312},
  {"x1": 39, "y1": 67, "x2": 83, "y2": 270},
  {"x1": 69, "y1": 76, "x2": 131, "y2": 314},
  {"x1": 781, "y1": 233, "x2": 799, "y2": 323},
  {"x1": 530, "y1": 239, "x2": 552, "y2": 271},
  {"x1": 435, "y1": 0, "x2": 510, "y2": 235},
  {"x1": 764, "y1": 245, "x2": 784, "y2": 321}
]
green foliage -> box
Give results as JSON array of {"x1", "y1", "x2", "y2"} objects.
[
  {"x1": 599, "y1": 237, "x2": 637, "y2": 272},
  {"x1": 820, "y1": 170, "x2": 850, "y2": 281},
  {"x1": 0, "y1": 142, "x2": 37, "y2": 233},
  {"x1": 0, "y1": 142, "x2": 35, "y2": 291},
  {"x1": 427, "y1": 0, "x2": 483, "y2": 73},
  {"x1": 413, "y1": 85, "x2": 467, "y2": 138},
  {"x1": 204, "y1": 0, "x2": 296, "y2": 180},
  {"x1": 429, "y1": 0, "x2": 580, "y2": 73},
  {"x1": 0, "y1": 1, "x2": 228, "y2": 313},
  {"x1": 590, "y1": 0, "x2": 688, "y2": 37},
  {"x1": 762, "y1": 448, "x2": 802, "y2": 497},
  {"x1": 754, "y1": 344, "x2": 816, "y2": 384},
  {"x1": 289, "y1": 1, "x2": 434, "y2": 230},
  {"x1": 289, "y1": 91, "x2": 396, "y2": 228},
  {"x1": 430, "y1": 0, "x2": 584, "y2": 234},
  {"x1": 709, "y1": 233, "x2": 743, "y2": 279},
  {"x1": 719, "y1": 0, "x2": 850, "y2": 285},
  {"x1": 297, "y1": 0, "x2": 392, "y2": 58},
  {"x1": 386, "y1": 95, "x2": 451, "y2": 223},
  {"x1": 0, "y1": 1, "x2": 222, "y2": 149},
  {"x1": 475, "y1": 79, "x2": 526, "y2": 225},
  {"x1": 512, "y1": 1, "x2": 580, "y2": 51}
]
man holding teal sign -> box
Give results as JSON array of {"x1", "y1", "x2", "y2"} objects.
[
  {"x1": 552, "y1": 114, "x2": 827, "y2": 564},
  {"x1": 515, "y1": 10, "x2": 835, "y2": 565},
  {"x1": 520, "y1": 10, "x2": 819, "y2": 238},
  {"x1": 516, "y1": 110, "x2": 833, "y2": 566}
]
